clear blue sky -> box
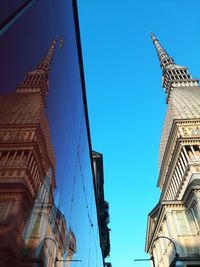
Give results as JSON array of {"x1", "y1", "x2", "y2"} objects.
[{"x1": 77, "y1": 1, "x2": 200, "y2": 266}]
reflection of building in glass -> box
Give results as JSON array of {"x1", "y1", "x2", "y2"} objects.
[
  {"x1": 66, "y1": 230, "x2": 76, "y2": 266},
  {"x1": 0, "y1": 40, "x2": 75, "y2": 266},
  {"x1": 93, "y1": 152, "x2": 111, "y2": 264},
  {"x1": 0, "y1": 1, "x2": 108, "y2": 267},
  {"x1": 145, "y1": 34, "x2": 200, "y2": 266}
]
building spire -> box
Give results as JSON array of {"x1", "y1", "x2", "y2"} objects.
[
  {"x1": 150, "y1": 33, "x2": 175, "y2": 70},
  {"x1": 37, "y1": 38, "x2": 57, "y2": 72},
  {"x1": 150, "y1": 33, "x2": 199, "y2": 102},
  {"x1": 16, "y1": 38, "x2": 57, "y2": 105}
]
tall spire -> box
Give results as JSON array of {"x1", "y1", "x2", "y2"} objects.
[
  {"x1": 37, "y1": 38, "x2": 57, "y2": 72},
  {"x1": 150, "y1": 33, "x2": 175, "y2": 69},
  {"x1": 150, "y1": 33, "x2": 199, "y2": 102},
  {"x1": 16, "y1": 38, "x2": 57, "y2": 105}
]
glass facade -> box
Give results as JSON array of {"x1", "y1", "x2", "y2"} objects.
[{"x1": 0, "y1": 1, "x2": 104, "y2": 266}]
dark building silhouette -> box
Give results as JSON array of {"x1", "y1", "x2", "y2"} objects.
[{"x1": 93, "y1": 152, "x2": 111, "y2": 261}]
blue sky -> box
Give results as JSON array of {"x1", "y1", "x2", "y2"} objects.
[{"x1": 77, "y1": 1, "x2": 200, "y2": 266}]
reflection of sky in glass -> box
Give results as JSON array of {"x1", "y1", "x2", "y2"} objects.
[{"x1": 0, "y1": 0, "x2": 103, "y2": 266}]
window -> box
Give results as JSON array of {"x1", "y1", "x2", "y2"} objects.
[
  {"x1": 0, "y1": 202, "x2": 11, "y2": 223},
  {"x1": 174, "y1": 211, "x2": 191, "y2": 235},
  {"x1": 192, "y1": 204, "x2": 200, "y2": 228},
  {"x1": 26, "y1": 213, "x2": 42, "y2": 237},
  {"x1": 191, "y1": 128, "x2": 200, "y2": 135}
]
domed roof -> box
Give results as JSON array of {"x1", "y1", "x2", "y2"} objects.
[{"x1": 159, "y1": 86, "x2": 200, "y2": 169}]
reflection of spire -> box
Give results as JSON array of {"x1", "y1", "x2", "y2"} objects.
[
  {"x1": 150, "y1": 33, "x2": 174, "y2": 70},
  {"x1": 37, "y1": 38, "x2": 57, "y2": 72},
  {"x1": 16, "y1": 38, "x2": 57, "y2": 105},
  {"x1": 150, "y1": 33, "x2": 199, "y2": 102}
]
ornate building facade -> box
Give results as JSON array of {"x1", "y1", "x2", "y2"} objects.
[
  {"x1": 145, "y1": 34, "x2": 200, "y2": 266},
  {"x1": 0, "y1": 1, "x2": 109, "y2": 266},
  {"x1": 0, "y1": 38, "x2": 76, "y2": 267}
]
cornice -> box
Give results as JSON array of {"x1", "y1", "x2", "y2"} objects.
[
  {"x1": 0, "y1": 124, "x2": 55, "y2": 190},
  {"x1": 182, "y1": 185, "x2": 200, "y2": 208},
  {"x1": 158, "y1": 119, "x2": 200, "y2": 192},
  {"x1": 146, "y1": 200, "x2": 184, "y2": 253}
]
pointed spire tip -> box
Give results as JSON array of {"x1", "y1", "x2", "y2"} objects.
[
  {"x1": 150, "y1": 32, "x2": 157, "y2": 42},
  {"x1": 52, "y1": 36, "x2": 57, "y2": 44}
]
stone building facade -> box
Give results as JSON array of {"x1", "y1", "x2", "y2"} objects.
[{"x1": 145, "y1": 34, "x2": 200, "y2": 267}]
